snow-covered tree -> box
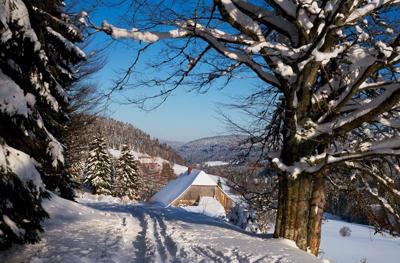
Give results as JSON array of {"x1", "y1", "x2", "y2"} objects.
[
  {"x1": 63, "y1": 85, "x2": 101, "y2": 186},
  {"x1": 85, "y1": 136, "x2": 113, "y2": 195},
  {"x1": 115, "y1": 144, "x2": 142, "y2": 200},
  {"x1": 83, "y1": 0, "x2": 400, "y2": 254},
  {"x1": 0, "y1": 0, "x2": 85, "y2": 249},
  {"x1": 228, "y1": 203, "x2": 260, "y2": 233}
]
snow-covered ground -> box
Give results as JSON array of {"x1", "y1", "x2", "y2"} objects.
[
  {"x1": 320, "y1": 214, "x2": 400, "y2": 263},
  {"x1": 1, "y1": 193, "x2": 399, "y2": 263},
  {"x1": 0, "y1": 193, "x2": 321, "y2": 263},
  {"x1": 0, "y1": 193, "x2": 140, "y2": 263}
]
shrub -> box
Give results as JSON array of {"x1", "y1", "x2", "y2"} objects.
[{"x1": 339, "y1": 226, "x2": 352, "y2": 237}]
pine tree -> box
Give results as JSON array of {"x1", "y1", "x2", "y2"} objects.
[
  {"x1": 115, "y1": 144, "x2": 142, "y2": 200},
  {"x1": 0, "y1": 0, "x2": 85, "y2": 249},
  {"x1": 85, "y1": 136, "x2": 113, "y2": 195}
]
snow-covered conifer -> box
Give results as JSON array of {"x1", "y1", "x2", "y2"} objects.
[
  {"x1": 0, "y1": 0, "x2": 85, "y2": 249},
  {"x1": 115, "y1": 144, "x2": 142, "y2": 200},
  {"x1": 85, "y1": 136, "x2": 113, "y2": 195}
]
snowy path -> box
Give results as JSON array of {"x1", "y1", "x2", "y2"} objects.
[
  {"x1": 81, "y1": 200, "x2": 321, "y2": 263},
  {"x1": 0, "y1": 193, "x2": 321, "y2": 263}
]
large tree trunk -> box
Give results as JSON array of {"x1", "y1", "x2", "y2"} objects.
[
  {"x1": 308, "y1": 174, "x2": 326, "y2": 255},
  {"x1": 274, "y1": 172, "x2": 326, "y2": 255}
]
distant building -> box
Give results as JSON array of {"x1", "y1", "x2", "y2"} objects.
[{"x1": 150, "y1": 169, "x2": 233, "y2": 212}]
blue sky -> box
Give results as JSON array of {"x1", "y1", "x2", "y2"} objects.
[{"x1": 75, "y1": 1, "x2": 258, "y2": 142}]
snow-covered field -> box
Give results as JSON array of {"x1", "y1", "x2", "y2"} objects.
[{"x1": 0, "y1": 193, "x2": 321, "y2": 263}]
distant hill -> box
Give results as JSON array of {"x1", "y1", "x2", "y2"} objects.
[
  {"x1": 175, "y1": 135, "x2": 249, "y2": 164},
  {"x1": 160, "y1": 139, "x2": 186, "y2": 149}
]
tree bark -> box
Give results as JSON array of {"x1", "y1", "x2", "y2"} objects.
[
  {"x1": 307, "y1": 174, "x2": 326, "y2": 255},
  {"x1": 274, "y1": 172, "x2": 325, "y2": 256},
  {"x1": 274, "y1": 175, "x2": 285, "y2": 238},
  {"x1": 289, "y1": 177, "x2": 299, "y2": 240},
  {"x1": 294, "y1": 174, "x2": 311, "y2": 250}
]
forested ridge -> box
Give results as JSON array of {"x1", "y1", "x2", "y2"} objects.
[{"x1": 88, "y1": 117, "x2": 184, "y2": 165}]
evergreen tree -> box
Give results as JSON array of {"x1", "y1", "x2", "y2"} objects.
[
  {"x1": 85, "y1": 136, "x2": 112, "y2": 195},
  {"x1": 217, "y1": 177, "x2": 222, "y2": 189},
  {"x1": 160, "y1": 162, "x2": 175, "y2": 182},
  {"x1": 0, "y1": 0, "x2": 85, "y2": 249},
  {"x1": 115, "y1": 144, "x2": 142, "y2": 200}
]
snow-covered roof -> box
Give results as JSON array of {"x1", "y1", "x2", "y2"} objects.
[{"x1": 150, "y1": 169, "x2": 222, "y2": 207}]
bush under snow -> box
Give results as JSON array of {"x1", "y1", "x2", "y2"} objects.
[{"x1": 228, "y1": 204, "x2": 260, "y2": 233}]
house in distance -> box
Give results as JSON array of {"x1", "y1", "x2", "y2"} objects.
[{"x1": 150, "y1": 168, "x2": 234, "y2": 212}]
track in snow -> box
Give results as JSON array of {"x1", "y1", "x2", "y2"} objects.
[{"x1": 80, "y1": 200, "x2": 320, "y2": 263}]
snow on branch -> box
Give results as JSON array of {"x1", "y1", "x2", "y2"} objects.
[
  {"x1": 96, "y1": 18, "x2": 281, "y2": 86},
  {"x1": 351, "y1": 162, "x2": 400, "y2": 198},
  {"x1": 100, "y1": 21, "x2": 190, "y2": 42},
  {"x1": 0, "y1": 69, "x2": 31, "y2": 117},
  {"x1": 326, "y1": 138, "x2": 400, "y2": 164},
  {"x1": 0, "y1": 144, "x2": 43, "y2": 191},
  {"x1": 46, "y1": 27, "x2": 86, "y2": 59},
  {"x1": 1, "y1": 0, "x2": 41, "y2": 51},
  {"x1": 270, "y1": 135, "x2": 400, "y2": 178},
  {"x1": 32, "y1": 5, "x2": 83, "y2": 42},
  {"x1": 218, "y1": 0, "x2": 266, "y2": 41},
  {"x1": 346, "y1": 0, "x2": 400, "y2": 23},
  {"x1": 360, "y1": 175, "x2": 400, "y2": 223},
  {"x1": 231, "y1": 0, "x2": 299, "y2": 45},
  {"x1": 193, "y1": 24, "x2": 281, "y2": 86},
  {"x1": 310, "y1": 84, "x2": 400, "y2": 137},
  {"x1": 375, "y1": 116, "x2": 400, "y2": 128}
]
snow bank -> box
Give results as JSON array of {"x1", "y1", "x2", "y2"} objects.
[{"x1": 75, "y1": 191, "x2": 137, "y2": 205}]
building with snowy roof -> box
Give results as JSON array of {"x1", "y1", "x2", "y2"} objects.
[{"x1": 150, "y1": 168, "x2": 234, "y2": 212}]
